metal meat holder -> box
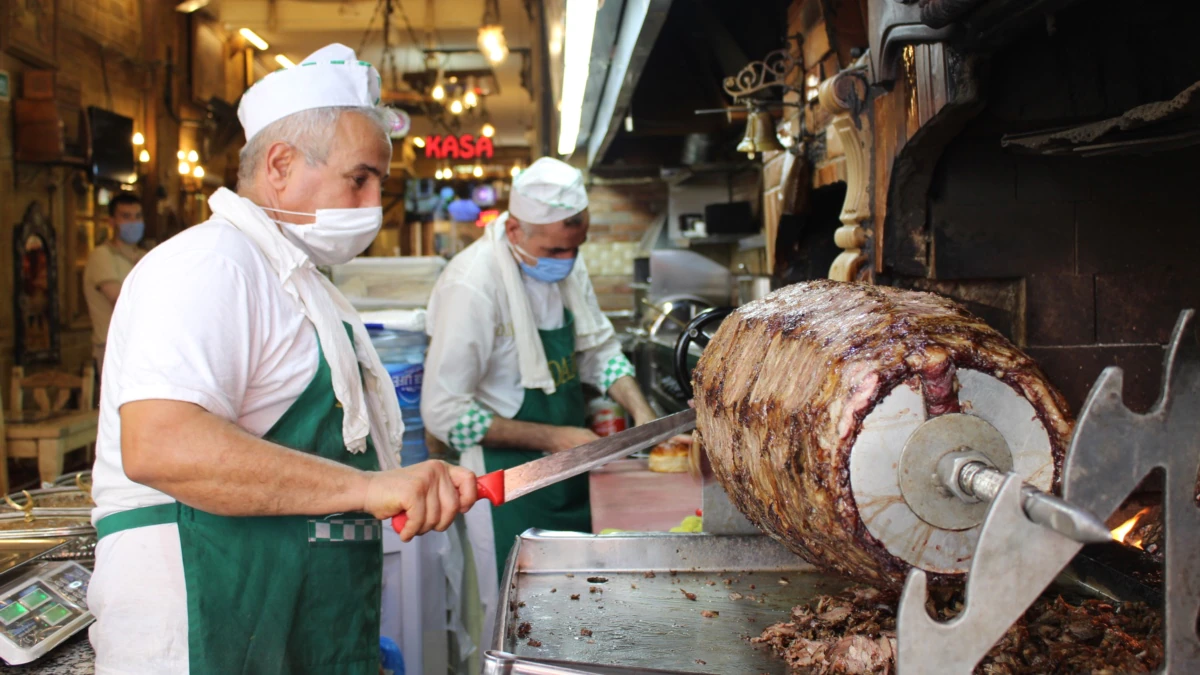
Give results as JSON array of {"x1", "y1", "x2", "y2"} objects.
[{"x1": 897, "y1": 309, "x2": 1200, "y2": 674}]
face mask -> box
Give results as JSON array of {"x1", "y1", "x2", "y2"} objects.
[
  {"x1": 117, "y1": 220, "x2": 144, "y2": 244},
  {"x1": 262, "y1": 206, "x2": 383, "y2": 266},
  {"x1": 509, "y1": 239, "x2": 575, "y2": 283}
]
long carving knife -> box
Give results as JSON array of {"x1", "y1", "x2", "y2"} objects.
[{"x1": 391, "y1": 409, "x2": 697, "y2": 533}]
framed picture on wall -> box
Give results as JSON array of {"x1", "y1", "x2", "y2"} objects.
[{"x1": 2, "y1": 0, "x2": 57, "y2": 68}]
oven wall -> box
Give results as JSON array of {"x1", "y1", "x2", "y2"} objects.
[{"x1": 884, "y1": 0, "x2": 1200, "y2": 413}]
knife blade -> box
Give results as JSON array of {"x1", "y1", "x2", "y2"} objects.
[{"x1": 391, "y1": 408, "x2": 697, "y2": 534}]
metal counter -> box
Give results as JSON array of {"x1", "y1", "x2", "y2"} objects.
[{"x1": 493, "y1": 531, "x2": 850, "y2": 674}]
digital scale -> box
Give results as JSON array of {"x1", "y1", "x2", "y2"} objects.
[{"x1": 0, "y1": 551, "x2": 93, "y2": 666}]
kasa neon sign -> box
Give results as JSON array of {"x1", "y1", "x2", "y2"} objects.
[{"x1": 423, "y1": 134, "x2": 495, "y2": 160}]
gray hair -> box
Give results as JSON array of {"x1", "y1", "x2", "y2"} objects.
[{"x1": 237, "y1": 106, "x2": 396, "y2": 190}]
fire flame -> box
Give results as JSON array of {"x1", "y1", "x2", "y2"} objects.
[{"x1": 1110, "y1": 507, "x2": 1153, "y2": 549}]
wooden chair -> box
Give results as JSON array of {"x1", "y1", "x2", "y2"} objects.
[{"x1": 3, "y1": 365, "x2": 98, "y2": 492}]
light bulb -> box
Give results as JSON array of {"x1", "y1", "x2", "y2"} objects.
[
  {"x1": 139, "y1": 149, "x2": 150, "y2": 163},
  {"x1": 239, "y1": 28, "x2": 269, "y2": 51},
  {"x1": 132, "y1": 132, "x2": 145, "y2": 145},
  {"x1": 481, "y1": 123, "x2": 495, "y2": 138},
  {"x1": 177, "y1": 150, "x2": 186, "y2": 160},
  {"x1": 464, "y1": 90, "x2": 478, "y2": 107},
  {"x1": 473, "y1": 165, "x2": 483, "y2": 178},
  {"x1": 431, "y1": 84, "x2": 445, "y2": 101},
  {"x1": 510, "y1": 164, "x2": 520, "y2": 178},
  {"x1": 187, "y1": 150, "x2": 199, "y2": 163},
  {"x1": 193, "y1": 165, "x2": 205, "y2": 179},
  {"x1": 450, "y1": 100, "x2": 464, "y2": 114},
  {"x1": 413, "y1": 136, "x2": 426, "y2": 148},
  {"x1": 178, "y1": 161, "x2": 190, "y2": 175}
]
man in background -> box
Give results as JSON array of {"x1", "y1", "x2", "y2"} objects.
[
  {"x1": 83, "y1": 192, "x2": 145, "y2": 373},
  {"x1": 447, "y1": 181, "x2": 481, "y2": 223}
]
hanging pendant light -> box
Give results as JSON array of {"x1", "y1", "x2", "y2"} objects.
[
  {"x1": 477, "y1": 0, "x2": 508, "y2": 65},
  {"x1": 736, "y1": 106, "x2": 783, "y2": 158},
  {"x1": 450, "y1": 99, "x2": 464, "y2": 115}
]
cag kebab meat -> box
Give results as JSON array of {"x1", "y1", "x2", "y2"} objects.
[{"x1": 692, "y1": 280, "x2": 1074, "y2": 588}]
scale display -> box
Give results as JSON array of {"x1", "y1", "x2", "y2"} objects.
[{"x1": 0, "y1": 562, "x2": 92, "y2": 665}]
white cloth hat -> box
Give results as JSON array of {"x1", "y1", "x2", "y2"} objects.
[
  {"x1": 238, "y1": 43, "x2": 382, "y2": 142},
  {"x1": 509, "y1": 157, "x2": 589, "y2": 225}
]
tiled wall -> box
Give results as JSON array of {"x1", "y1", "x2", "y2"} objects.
[{"x1": 584, "y1": 180, "x2": 668, "y2": 311}]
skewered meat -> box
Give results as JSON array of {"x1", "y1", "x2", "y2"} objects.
[
  {"x1": 754, "y1": 586, "x2": 1162, "y2": 674},
  {"x1": 693, "y1": 281, "x2": 1072, "y2": 587}
]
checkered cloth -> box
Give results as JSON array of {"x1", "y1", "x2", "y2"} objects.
[
  {"x1": 448, "y1": 402, "x2": 495, "y2": 451},
  {"x1": 600, "y1": 354, "x2": 636, "y2": 393},
  {"x1": 307, "y1": 518, "x2": 382, "y2": 543}
]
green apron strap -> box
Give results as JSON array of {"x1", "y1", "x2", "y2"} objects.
[
  {"x1": 95, "y1": 503, "x2": 181, "y2": 540},
  {"x1": 484, "y1": 310, "x2": 591, "y2": 577}
]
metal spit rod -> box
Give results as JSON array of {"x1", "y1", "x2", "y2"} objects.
[{"x1": 939, "y1": 454, "x2": 1113, "y2": 544}]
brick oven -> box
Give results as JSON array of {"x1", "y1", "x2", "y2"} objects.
[{"x1": 774, "y1": 0, "x2": 1200, "y2": 415}]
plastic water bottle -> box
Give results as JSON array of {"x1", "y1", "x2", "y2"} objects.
[
  {"x1": 368, "y1": 326, "x2": 429, "y2": 466},
  {"x1": 379, "y1": 636, "x2": 404, "y2": 675}
]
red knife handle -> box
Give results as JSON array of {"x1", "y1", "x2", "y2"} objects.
[{"x1": 390, "y1": 469, "x2": 506, "y2": 534}]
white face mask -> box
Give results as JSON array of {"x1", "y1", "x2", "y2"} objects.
[{"x1": 261, "y1": 206, "x2": 383, "y2": 266}]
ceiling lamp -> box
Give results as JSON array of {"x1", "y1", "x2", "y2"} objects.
[
  {"x1": 557, "y1": 0, "x2": 598, "y2": 156},
  {"x1": 176, "y1": 150, "x2": 186, "y2": 160},
  {"x1": 239, "y1": 28, "x2": 269, "y2": 51},
  {"x1": 450, "y1": 99, "x2": 464, "y2": 115},
  {"x1": 735, "y1": 106, "x2": 783, "y2": 158},
  {"x1": 477, "y1": 0, "x2": 508, "y2": 66},
  {"x1": 413, "y1": 137, "x2": 426, "y2": 148},
  {"x1": 193, "y1": 165, "x2": 206, "y2": 179},
  {"x1": 510, "y1": 163, "x2": 521, "y2": 178},
  {"x1": 464, "y1": 90, "x2": 478, "y2": 108},
  {"x1": 481, "y1": 122, "x2": 495, "y2": 138},
  {"x1": 138, "y1": 149, "x2": 150, "y2": 163},
  {"x1": 473, "y1": 165, "x2": 484, "y2": 178},
  {"x1": 432, "y1": 84, "x2": 445, "y2": 101},
  {"x1": 175, "y1": 0, "x2": 210, "y2": 13},
  {"x1": 275, "y1": 54, "x2": 296, "y2": 69},
  {"x1": 132, "y1": 132, "x2": 145, "y2": 145},
  {"x1": 187, "y1": 149, "x2": 199, "y2": 163},
  {"x1": 178, "y1": 161, "x2": 191, "y2": 175}
]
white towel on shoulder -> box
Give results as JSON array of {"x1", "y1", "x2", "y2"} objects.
[{"x1": 208, "y1": 187, "x2": 402, "y2": 470}]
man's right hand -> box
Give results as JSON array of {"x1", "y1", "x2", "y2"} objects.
[
  {"x1": 543, "y1": 426, "x2": 600, "y2": 454},
  {"x1": 363, "y1": 461, "x2": 479, "y2": 542}
]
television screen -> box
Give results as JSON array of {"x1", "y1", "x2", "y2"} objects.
[{"x1": 88, "y1": 107, "x2": 136, "y2": 185}]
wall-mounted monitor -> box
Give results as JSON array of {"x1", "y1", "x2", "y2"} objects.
[{"x1": 87, "y1": 107, "x2": 136, "y2": 185}]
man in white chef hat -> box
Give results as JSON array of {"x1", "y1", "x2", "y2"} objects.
[
  {"x1": 87, "y1": 44, "x2": 478, "y2": 674},
  {"x1": 421, "y1": 156, "x2": 659, "y2": 630}
]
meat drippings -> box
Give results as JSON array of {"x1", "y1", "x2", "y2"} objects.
[{"x1": 754, "y1": 586, "x2": 1162, "y2": 674}]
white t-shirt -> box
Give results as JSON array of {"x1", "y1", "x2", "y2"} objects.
[{"x1": 91, "y1": 218, "x2": 319, "y2": 522}]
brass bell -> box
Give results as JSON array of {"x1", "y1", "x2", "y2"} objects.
[{"x1": 737, "y1": 106, "x2": 784, "y2": 157}]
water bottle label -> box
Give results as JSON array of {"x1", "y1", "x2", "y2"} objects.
[{"x1": 387, "y1": 364, "x2": 424, "y2": 407}]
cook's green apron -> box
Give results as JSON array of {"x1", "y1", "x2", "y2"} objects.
[
  {"x1": 95, "y1": 329, "x2": 383, "y2": 674},
  {"x1": 483, "y1": 310, "x2": 591, "y2": 578}
]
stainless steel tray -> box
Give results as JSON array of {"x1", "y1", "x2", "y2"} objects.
[{"x1": 494, "y1": 531, "x2": 852, "y2": 674}]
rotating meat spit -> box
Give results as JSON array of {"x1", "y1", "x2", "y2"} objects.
[{"x1": 897, "y1": 309, "x2": 1200, "y2": 674}]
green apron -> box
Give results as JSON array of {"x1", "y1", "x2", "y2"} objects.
[
  {"x1": 483, "y1": 310, "x2": 592, "y2": 577},
  {"x1": 95, "y1": 329, "x2": 383, "y2": 675}
]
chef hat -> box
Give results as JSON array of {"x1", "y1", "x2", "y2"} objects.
[
  {"x1": 238, "y1": 43, "x2": 382, "y2": 142},
  {"x1": 509, "y1": 157, "x2": 589, "y2": 225}
]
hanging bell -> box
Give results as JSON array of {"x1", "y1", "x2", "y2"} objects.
[{"x1": 737, "y1": 106, "x2": 784, "y2": 157}]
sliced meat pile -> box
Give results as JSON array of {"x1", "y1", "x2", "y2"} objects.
[
  {"x1": 692, "y1": 280, "x2": 1073, "y2": 587},
  {"x1": 753, "y1": 586, "x2": 1163, "y2": 674}
]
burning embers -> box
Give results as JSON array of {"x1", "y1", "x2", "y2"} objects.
[{"x1": 1110, "y1": 505, "x2": 1164, "y2": 561}]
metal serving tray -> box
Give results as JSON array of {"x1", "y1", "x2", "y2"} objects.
[{"x1": 492, "y1": 530, "x2": 851, "y2": 674}]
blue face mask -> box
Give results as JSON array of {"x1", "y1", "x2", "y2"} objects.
[
  {"x1": 511, "y1": 240, "x2": 576, "y2": 283},
  {"x1": 118, "y1": 220, "x2": 144, "y2": 244}
]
